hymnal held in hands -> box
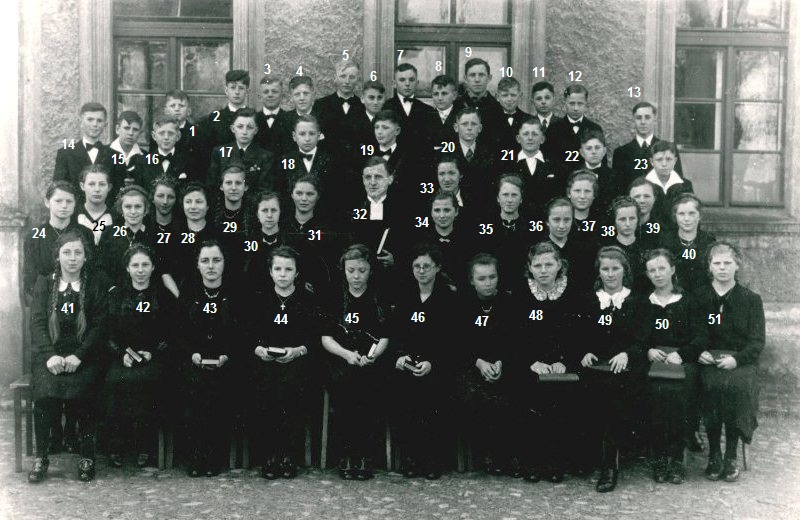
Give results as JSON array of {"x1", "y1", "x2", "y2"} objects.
[
  {"x1": 538, "y1": 373, "x2": 579, "y2": 383},
  {"x1": 367, "y1": 343, "x2": 379, "y2": 359},
  {"x1": 125, "y1": 347, "x2": 143, "y2": 364},
  {"x1": 201, "y1": 358, "x2": 220, "y2": 367},
  {"x1": 587, "y1": 360, "x2": 628, "y2": 373},
  {"x1": 648, "y1": 346, "x2": 685, "y2": 380},
  {"x1": 710, "y1": 349, "x2": 735, "y2": 362},
  {"x1": 267, "y1": 346, "x2": 287, "y2": 357}
]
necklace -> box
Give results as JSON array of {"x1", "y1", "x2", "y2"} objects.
[
  {"x1": 262, "y1": 233, "x2": 279, "y2": 245},
  {"x1": 679, "y1": 236, "x2": 695, "y2": 247},
  {"x1": 276, "y1": 292, "x2": 292, "y2": 310},
  {"x1": 224, "y1": 207, "x2": 242, "y2": 219},
  {"x1": 203, "y1": 287, "x2": 220, "y2": 299},
  {"x1": 479, "y1": 302, "x2": 494, "y2": 313}
]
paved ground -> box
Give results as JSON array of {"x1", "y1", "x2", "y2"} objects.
[{"x1": 0, "y1": 410, "x2": 798, "y2": 520}]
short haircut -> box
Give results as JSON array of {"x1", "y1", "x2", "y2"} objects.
[
  {"x1": 518, "y1": 116, "x2": 543, "y2": 132},
  {"x1": 293, "y1": 113, "x2": 320, "y2": 131},
  {"x1": 233, "y1": 107, "x2": 258, "y2": 123},
  {"x1": 225, "y1": 69, "x2": 250, "y2": 86},
  {"x1": 46, "y1": 181, "x2": 77, "y2": 201},
  {"x1": 531, "y1": 81, "x2": 555, "y2": 96},
  {"x1": 455, "y1": 106, "x2": 481, "y2": 123},
  {"x1": 362, "y1": 80, "x2": 386, "y2": 94},
  {"x1": 410, "y1": 242, "x2": 444, "y2": 268},
  {"x1": 373, "y1": 109, "x2": 401, "y2": 127},
  {"x1": 594, "y1": 246, "x2": 633, "y2": 291},
  {"x1": 288, "y1": 76, "x2": 314, "y2": 91},
  {"x1": 579, "y1": 128, "x2": 606, "y2": 146},
  {"x1": 670, "y1": 192, "x2": 703, "y2": 223},
  {"x1": 117, "y1": 111, "x2": 143, "y2": 128},
  {"x1": 164, "y1": 89, "x2": 189, "y2": 102},
  {"x1": 497, "y1": 77, "x2": 521, "y2": 92},
  {"x1": 652, "y1": 140, "x2": 678, "y2": 156},
  {"x1": 335, "y1": 60, "x2": 360, "y2": 74},
  {"x1": 464, "y1": 57, "x2": 490, "y2": 76},
  {"x1": 394, "y1": 62, "x2": 418, "y2": 76},
  {"x1": 435, "y1": 153, "x2": 460, "y2": 170},
  {"x1": 608, "y1": 195, "x2": 639, "y2": 222},
  {"x1": 497, "y1": 173, "x2": 524, "y2": 195},
  {"x1": 259, "y1": 76, "x2": 282, "y2": 87},
  {"x1": 180, "y1": 181, "x2": 208, "y2": 203},
  {"x1": 564, "y1": 84, "x2": 589, "y2": 100},
  {"x1": 527, "y1": 241, "x2": 567, "y2": 280},
  {"x1": 79, "y1": 102, "x2": 107, "y2": 117},
  {"x1": 220, "y1": 164, "x2": 247, "y2": 184},
  {"x1": 114, "y1": 184, "x2": 151, "y2": 215},
  {"x1": 152, "y1": 113, "x2": 179, "y2": 130},
  {"x1": 431, "y1": 75, "x2": 457, "y2": 90},
  {"x1": 468, "y1": 252, "x2": 500, "y2": 280},
  {"x1": 267, "y1": 244, "x2": 300, "y2": 269},
  {"x1": 80, "y1": 164, "x2": 110, "y2": 183},
  {"x1": 363, "y1": 156, "x2": 390, "y2": 172},
  {"x1": 546, "y1": 196, "x2": 574, "y2": 218},
  {"x1": 566, "y1": 170, "x2": 599, "y2": 197},
  {"x1": 632, "y1": 101, "x2": 657, "y2": 116}
]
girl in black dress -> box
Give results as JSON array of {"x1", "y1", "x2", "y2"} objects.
[
  {"x1": 392, "y1": 243, "x2": 458, "y2": 480},
  {"x1": 28, "y1": 231, "x2": 109, "y2": 483},
  {"x1": 321, "y1": 244, "x2": 390, "y2": 480},
  {"x1": 603, "y1": 196, "x2": 648, "y2": 294},
  {"x1": 544, "y1": 197, "x2": 596, "y2": 291},
  {"x1": 243, "y1": 191, "x2": 286, "y2": 294},
  {"x1": 628, "y1": 176, "x2": 665, "y2": 249},
  {"x1": 211, "y1": 165, "x2": 256, "y2": 287},
  {"x1": 248, "y1": 245, "x2": 319, "y2": 479},
  {"x1": 179, "y1": 240, "x2": 241, "y2": 477},
  {"x1": 579, "y1": 246, "x2": 642, "y2": 492},
  {"x1": 633, "y1": 248, "x2": 706, "y2": 484},
  {"x1": 567, "y1": 170, "x2": 604, "y2": 242},
  {"x1": 456, "y1": 253, "x2": 520, "y2": 476},
  {"x1": 149, "y1": 176, "x2": 181, "y2": 297},
  {"x1": 103, "y1": 244, "x2": 178, "y2": 468},
  {"x1": 696, "y1": 242, "x2": 764, "y2": 482},
  {"x1": 98, "y1": 185, "x2": 152, "y2": 287},
  {"x1": 424, "y1": 191, "x2": 474, "y2": 289},
  {"x1": 512, "y1": 241, "x2": 591, "y2": 484}
]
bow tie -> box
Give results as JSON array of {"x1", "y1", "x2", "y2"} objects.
[
  {"x1": 301, "y1": 153, "x2": 314, "y2": 162},
  {"x1": 340, "y1": 96, "x2": 356, "y2": 106},
  {"x1": 161, "y1": 153, "x2": 173, "y2": 162},
  {"x1": 401, "y1": 96, "x2": 413, "y2": 105},
  {"x1": 84, "y1": 142, "x2": 98, "y2": 151},
  {"x1": 264, "y1": 113, "x2": 276, "y2": 120},
  {"x1": 380, "y1": 148, "x2": 393, "y2": 157}
]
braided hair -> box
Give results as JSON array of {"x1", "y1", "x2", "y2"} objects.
[{"x1": 47, "y1": 230, "x2": 92, "y2": 343}]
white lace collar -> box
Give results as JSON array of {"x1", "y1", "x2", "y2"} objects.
[
  {"x1": 528, "y1": 275, "x2": 567, "y2": 301},
  {"x1": 649, "y1": 292, "x2": 682, "y2": 307},
  {"x1": 58, "y1": 279, "x2": 81, "y2": 292},
  {"x1": 596, "y1": 287, "x2": 631, "y2": 310}
]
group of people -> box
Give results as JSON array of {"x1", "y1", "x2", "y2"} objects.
[{"x1": 24, "y1": 57, "x2": 764, "y2": 494}]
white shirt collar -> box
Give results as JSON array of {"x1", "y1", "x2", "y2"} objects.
[
  {"x1": 368, "y1": 194, "x2": 387, "y2": 205},
  {"x1": 455, "y1": 190, "x2": 464, "y2": 207},
  {"x1": 438, "y1": 106, "x2": 453, "y2": 119},
  {"x1": 262, "y1": 107, "x2": 280, "y2": 116},
  {"x1": 236, "y1": 143, "x2": 250, "y2": 153},
  {"x1": 649, "y1": 292, "x2": 682, "y2": 307},
  {"x1": 158, "y1": 147, "x2": 175, "y2": 157},
  {"x1": 366, "y1": 112, "x2": 375, "y2": 122},
  {"x1": 636, "y1": 134, "x2": 654, "y2": 147},
  {"x1": 228, "y1": 103, "x2": 245, "y2": 113},
  {"x1": 58, "y1": 279, "x2": 81, "y2": 292},
  {"x1": 538, "y1": 113, "x2": 552, "y2": 124},
  {"x1": 645, "y1": 170, "x2": 684, "y2": 193},
  {"x1": 379, "y1": 143, "x2": 397, "y2": 154},
  {"x1": 459, "y1": 140, "x2": 475, "y2": 153},
  {"x1": 567, "y1": 116, "x2": 584, "y2": 124},
  {"x1": 109, "y1": 138, "x2": 142, "y2": 159},
  {"x1": 518, "y1": 150, "x2": 544, "y2": 162},
  {"x1": 596, "y1": 287, "x2": 631, "y2": 310}
]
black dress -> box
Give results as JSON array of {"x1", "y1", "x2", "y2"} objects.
[
  {"x1": 97, "y1": 225, "x2": 153, "y2": 288},
  {"x1": 163, "y1": 222, "x2": 221, "y2": 293},
  {"x1": 23, "y1": 222, "x2": 95, "y2": 301},
  {"x1": 658, "y1": 229, "x2": 717, "y2": 296},
  {"x1": 103, "y1": 281, "x2": 178, "y2": 453},
  {"x1": 284, "y1": 214, "x2": 336, "y2": 297},
  {"x1": 695, "y1": 284, "x2": 764, "y2": 443},
  {"x1": 242, "y1": 230, "x2": 286, "y2": 295}
]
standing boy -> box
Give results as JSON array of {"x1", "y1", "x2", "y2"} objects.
[
  {"x1": 206, "y1": 69, "x2": 250, "y2": 149},
  {"x1": 317, "y1": 61, "x2": 365, "y2": 153},
  {"x1": 54, "y1": 102, "x2": 111, "y2": 188},
  {"x1": 542, "y1": 85, "x2": 604, "y2": 171},
  {"x1": 108, "y1": 110, "x2": 145, "y2": 202},
  {"x1": 384, "y1": 63, "x2": 434, "y2": 153},
  {"x1": 255, "y1": 77, "x2": 285, "y2": 153},
  {"x1": 272, "y1": 76, "x2": 321, "y2": 156},
  {"x1": 495, "y1": 77, "x2": 531, "y2": 157},
  {"x1": 423, "y1": 75, "x2": 460, "y2": 153},
  {"x1": 455, "y1": 58, "x2": 505, "y2": 149},
  {"x1": 530, "y1": 81, "x2": 558, "y2": 133}
]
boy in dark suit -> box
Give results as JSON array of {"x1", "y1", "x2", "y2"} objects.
[
  {"x1": 452, "y1": 107, "x2": 496, "y2": 208},
  {"x1": 317, "y1": 60, "x2": 365, "y2": 153},
  {"x1": 384, "y1": 63, "x2": 434, "y2": 153},
  {"x1": 272, "y1": 76, "x2": 321, "y2": 156},
  {"x1": 205, "y1": 69, "x2": 250, "y2": 150},
  {"x1": 107, "y1": 110, "x2": 145, "y2": 202},
  {"x1": 577, "y1": 128, "x2": 620, "y2": 211},
  {"x1": 140, "y1": 114, "x2": 194, "y2": 189},
  {"x1": 455, "y1": 58, "x2": 505, "y2": 151},
  {"x1": 424, "y1": 75, "x2": 459, "y2": 153},
  {"x1": 496, "y1": 76, "x2": 531, "y2": 158},
  {"x1": 207, "y1": 108, "x2": 277, "y2": 194},
  {"x1": 542, "y1": 85, "x2": 604, "y2": 171},
  {"x1": 644, "y1": 140, "x2": 693, "y2": 205},
  {"x1": 368, "y1": 109, "x2": 426, "y2": 208},
  {"x1": 612, "y1": 101, "x2": 683, "y2": 194},
  {"x1": 514, "y1": 117, "x2": 564, "y2": 218},
  {"x1": 344, "y1": 79, "x2": 384, "y2": 162},
  {"x1": 531, "y1": 81, "x2": 558, "y2": 133},
  {"x1": 54, "y1": 102, "x2": 111, "y2": 188},
  {"x1": 153, "y1": 90, "x2": 206, "y2": 178},
  {"x1": 255, "y1": 77, "x2": 285, "y2": 153}
]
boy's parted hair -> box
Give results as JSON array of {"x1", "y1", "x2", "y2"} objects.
[
  {"x1": 289, "y1": 76, "x2": 315, "y2": 91},
  {"x1": 632, "y1": 101, "x2": 657, "y2": 116},
  {"x1": 225, "y1": 69, "x2": 250, "y2": 86},
  {"x1": 464, "y1": 58, "x2": 490, "y2": 76},
  {"x1": 564, "y1": 84, "x2": 589, "y2": 100},
  {"x1": 373, "y1": 109, "x2": 401, "y2": 127},
  {"x1": 455, "y1": 106, "x2": 481, "y2": 123},
  {"x1": 362, "y1": 80, "x2": 386, "y2": 94},
  {"x1": 80, "y1": 102, "x2": 107, "y2": 117},
  {"x1": 152, "y1": 113, "x2": 180, "y2": 131},
  {"x1": 652, "y1": 140, "x2": 678, "y2": 156},
  {"x1": 117, "y1": 111, "x2": 143, "y2": 128},
  {"x1": 431, "y1": 75, "x2": 457, "y2": 90},
  {"x1": 531, "y1": 81, "x2": 555, "y2": 96},
  {"x1": 579, "y1": 128, "x2": 606, "y2": 146},
  {"x1": 497, "y1": 77, "x2": 521, "y2": 92},
  {"x1": 394, "y1": 62, "x2": 418, "y2": 76}
]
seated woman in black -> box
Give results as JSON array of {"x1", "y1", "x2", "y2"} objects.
[
  {"x1": 567, "y1": 170, "x2": 604, "y2": 243},
  {"x1": 283, "y1": 175, "x2": 335, "y2": 297},
  {"x1": 103, "y1": 244, "x2": 178, "y2": 469},
  {"x1": 148, "y1": 175, "x2": 182, "y2": 297},
  {"x1": 579, "y1": 246, "x2": 643, "y2": 492},
  {"x1": 179, "y1": 240, "x2": 241, "y2": 477},
  {"x1": 696, "y1": 242, "x2": 764, "y2": 482},
  {"x1": 248, "y1": 245, "x2": 319, "y2": 480},
  {"x1": 422, "y1": 191, "x2": 474, "y2": 289},
  {"x1": 243, "y1": 191, "x2": 286, "y2": 295},
  {"x1": 321, "y1": 244, "x2": 390, "y2": 480},
  {"x1": 391, "y1": 243, "x2": 458, "y2": 480},
  {"x1": 628, "y1": 176, "x2": 665, "y2": 249},
  {"x1": 162, "y1": 182, "x2": 219, "y2": 297},
  {"x1": 632, "y1": 248, "x2": 705, "y2": 484},
  {"x1": 659, "y1": 193, "x2": 716, "y2": 296},
  {"x1": 512, "y1": 241, "x2": 591, "y2": 484},
  {"x1": 544, "y1": 197, "x2": 596, "y2": 291},
  {"x1": 98, "y1": 185, "x2": 153, "y2": 288},
  {"x1": 455, "y1": 253, "x2": 520, "y2": 477},
  {"x1": 28, "y1": 231, "x2": 109, "y2": 483},
  {"x1": 602, "y1": 196, "x2": 648, "y2": 294},
  {"x1": 211, "y1": 165, "x2": 256, "y2": 287}
]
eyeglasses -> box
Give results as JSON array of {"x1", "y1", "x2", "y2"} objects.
[{"x1": 412, "y1": 263, "x2": 435, "y2": 272}]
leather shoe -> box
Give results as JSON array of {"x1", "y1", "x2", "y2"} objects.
[
  {"x1": 667, "y1": 460, "x2": 685, "y2": 485},
  {"x1": 280, "y1": 456, "x2": 297, "y2": 479},
  {"x1": 484, "y1": 455, "x2": 503, "y2": 476},
  {"x1": 338, "y1": 457, "x2": 353, "y2": 480},
  {"x1": 524, "y1": 468, "x2": 541, "y2": 483},
  {"x1": 77, "y1": 458, "x2": 96, "y2": 482},
  {"x1": 705, "y1": 454, "x2": 723, "y2": 481},
  {"x1": 721, "y1": 458, "x2": 740, "y2": 482},
  {"x1": 136, "y1": 453, "x2": 152, "y2": 468},
  {"x1": 596, "y1": 468, "x2": 618, "y2": 493},
  {"x1": 652, "y1": 457, "x2": 668, "y2": 483},
  {"x1": 28, "y1": 458, "x2": 49, "y2": 484},
  {"x1": 109, "y1": 453, "x2": 124, "y2": 468},
  {"x1": 205, "y1": 466, "x2": 220, "y2": 477},
  {"x1": 355, "y1": 457, "x2": 373, "y2": 480},
  {"x1": 261, "y1": 457, "x2": 279, "y2": 480}
]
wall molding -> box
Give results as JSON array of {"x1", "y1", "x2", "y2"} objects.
[
  {"x1": 79, "y1": 0, "x2": 113, "y2": 143},
  {"x1": 644, "y1": 0, "x2": 677, "y2": 140}
]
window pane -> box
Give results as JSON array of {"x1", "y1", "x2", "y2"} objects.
[
  {"x1": 190, "y1": 96, "x2": 229, "y2": 123},
  {"x1": 181, "y1": 40, "x2": 232, "y2": 92},
  {"x1": 734, "y1": 103, "x2": 781, "y2": 151},
  {"x1": 398, "y1": 0, "x2": 450, "y2": 23},
  {"x1": 732, "y1": 0, "x2": 787, "y2": 29},
  {"x1": 116, "y1": 40, "x2": 168, "y2": 91},
  {"x1": 455, "y1": 0, "x2": 509, "y2": 24},
  {"x1": 677, "y1": 0, "x2": 726, "y2": 28},
  {"x1": 675, "y1": 103, "x2": 722, "y2": 150},
  {"x1": 732, "y1": 153, "x2": 781, "y2": 204},
  {"x1": 180, "y1": 0, "x2": 232, "y2": 17},
  {"x1": 397, "y1": 46, "x2": 446, "y2": 97},
  {"x1": 682, "y1": 153, "x2": 721, "y2": 203},
  {"x1": 736, "y1": 50, "x2": 783, "y2": 101},
  {"x1": 114, "y1": 0, "x2": 178, "y2": 17},
  {"x1": 458, "y1": 47, "x2": 508, "y2": 95},
  {"x1": 675, "y1": 48, "x2": 723, "y2": 99},
  {"x1": 117, "y1": 94, "x2": 158, "y2": 148}
]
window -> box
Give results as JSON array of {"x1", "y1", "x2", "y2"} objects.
[
  {"x1": 394, "y1": 0, "x2": 512, "y2": 98},
  {"x1": 675, "y1": 0, "x2": 789, "y2": 207},
  {"x1": 113, "y1": 0, "x2": 233, "y2": 147}
]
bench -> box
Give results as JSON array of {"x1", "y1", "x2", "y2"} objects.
[{"x1": 10, "y1": 374, "x2": 33, "y2": 472}]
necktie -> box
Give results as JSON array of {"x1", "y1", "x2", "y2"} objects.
[
  {"x1": 401, "y1": 96, "x2": 412, "y2": 105},
  {"x1": 541, "y1": 118, "x2": 548, "y2": 132},
  {"x1": 301, "y1": 153, "x2": 313, "y2": 162},
  {"x1": 641, "y1": 140, "x2": 650, "y2": 152},
  {"x1": 507, "y1": 116, "x2": 515, "y2": 126},
  {"x1": 465, "y1": 148, "x2": 474, "y2": 162},
  {"x1": 439, "y1": 112, "x2": 448, "y2": 124},
  {"x1": 84, "y1": 142, "x2": 98, "y2": 151}
]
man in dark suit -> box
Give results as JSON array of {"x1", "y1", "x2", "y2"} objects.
[
  {"x1": 423, "y1": 75, "x2": 460, "y2": 154},
  {"x1": 150, "y1": 90, "x2": 207, "y2": 181},
  {"x1": 316, "y1": 61, "x2": 366, "y2": 154},
  {"x1": 451, "y1": 107, "x2": 497, "y2": 209},
  {"x1": 384, "y1": 63, "x2": 434, "y2": 154},
  {"x1": 54, "y1": 102, "x2": 112, "y2": 188},
  {"x1": 542, "y1": 85, "x2": 605, "y2": 172},
  {"x1": 342, "y1": 80, "x2": 385, "y2": 169},
  {"x1": 140, "y1": 114, "x2": 195, "y2": 189},
  {"x1": 271, "y1": 76, "x2": 322, "y2": 157},
  {"x1": 204, "y1": 70, "x2": 250, "y2": 151},
  {"x1": 612, "y1": 101, "x2": 683, "y2": 194},
  {"x1": 495, "y1": 76, "x2": 532, "y2": 158},
  {"x1": 254, "y1": 77, "x2": 285, "y2": 154},
  {"x1": 206, "y1": 108, "x2": 277, "y2": 194},
  {"x1": 454, "y1": 58, "x2": 506, "y2": 153},
  {"x1": 514, "y1": 116, "x2": 566, "y2": 219}
]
